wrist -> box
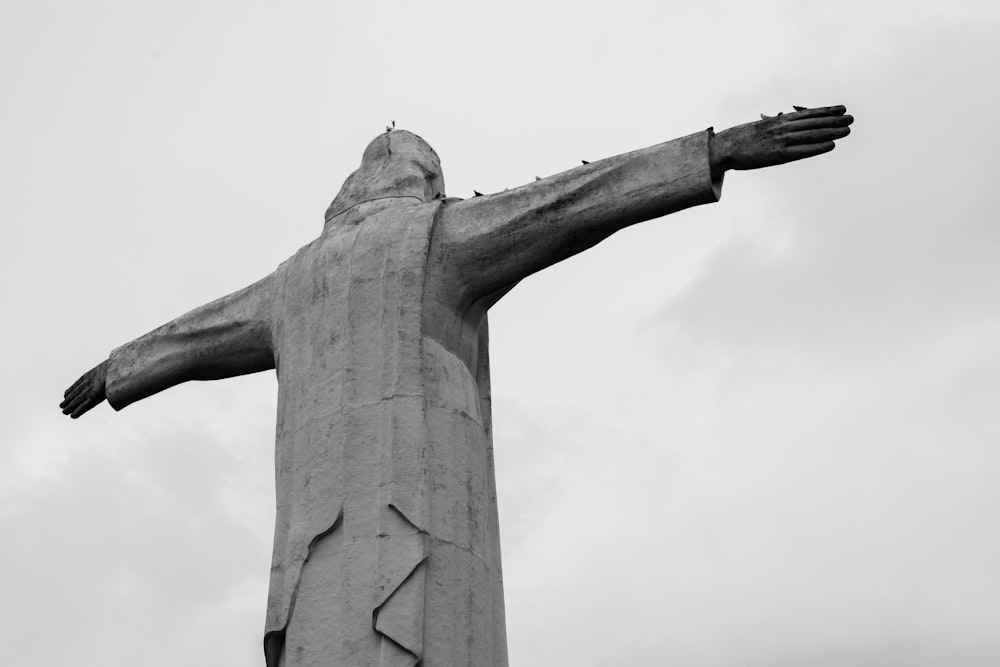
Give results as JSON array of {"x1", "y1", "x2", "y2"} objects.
[{"x1": 709, "y1": 128, "x2": 733, "y2": 177}]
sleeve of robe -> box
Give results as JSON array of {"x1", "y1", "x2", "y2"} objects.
[
  {"x1": 104, "y1": 274, "x2": 275, "y2": 410},
  {"x1": 433, "y1": 129, "x2": 724, "y2": 302}
]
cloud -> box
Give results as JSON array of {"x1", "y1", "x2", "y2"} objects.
[
  {"x1": 0, "y1": 379, "x2": 276, "y2": 666},
  {"x1": 600, "y1": 20, "x2": 1000, "y2": 666}
]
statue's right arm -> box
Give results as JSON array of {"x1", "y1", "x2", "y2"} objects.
[
  {"x1": 432, "y1": 129, "x2": 723, "y2": 305},
  {"x1": 432, "y1": 105, "x2": 851, "y2": 304},
  {"x1": 60, "y1": 273, "x2": 275, "y2": 418}
]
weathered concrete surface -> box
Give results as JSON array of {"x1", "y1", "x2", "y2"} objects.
[{"x1": 96, "y1": 128, "x2": 723, "y2": 665}]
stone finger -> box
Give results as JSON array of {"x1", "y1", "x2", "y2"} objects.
[
  {"x1": 786, "y1": 127, "x2": 851, "y2": 145},
  {"x1": 71, "y1": 398, "x2": 96, "y2": 419},
  {"x1": 71, "y1": 390, "x2": 93, "y2": 412},
  {"x1": 61, "y1": 385, "x2": 87, "y2": 410},
  {"x1": 784, "y1": 115, "x2": 854, "y2": 131},
  {"x1": 62, "y1": 391, "x2": 87, "y2": 415},
  {"x1": 786, "y1": 141, "x2": 837, "y2": 160}
]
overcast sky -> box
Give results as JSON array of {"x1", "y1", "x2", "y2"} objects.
[{"x1": 2, "y1": 1, "x2": 998, "y2": 665}]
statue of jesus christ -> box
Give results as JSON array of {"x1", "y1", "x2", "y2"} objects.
[{"x1": 62, "y1": 106, "x2": 853, "y2": 667}]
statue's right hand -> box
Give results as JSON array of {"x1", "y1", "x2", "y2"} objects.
[
  {"x1": 712, "y1": 105, "x2": 853, "y2": 173},
  {"x1": 60, "y1": 359, "x2": 109, "y2": 419}
]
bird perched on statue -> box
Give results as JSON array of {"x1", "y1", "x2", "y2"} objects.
[
  {"x1": 762, "y1": 105, "x2": 810, "y2": 120},
  {"x1": 473, "y1": 190, "x2": 483, "y2": 197},
  {"x1": 385, "y1": 120, "x2": 396, "y2": 132},
  {"x1": 581, "y1": 160, "x2": 590, "y2": 165}
]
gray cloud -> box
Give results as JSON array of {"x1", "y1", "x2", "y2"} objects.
[
  {"x1": 622, "y1": 21, "x2": 1000, "y2": 667},
  {"x1": 0, "y1": 384, "x2": 275, "y2": 666}
]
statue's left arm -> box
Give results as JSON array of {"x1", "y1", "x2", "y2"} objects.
[
  {"x1": 434, "y1": 105, "x2": 852, "y2": 302},
  {"x1": 60, "y1": 273, "x2": 275, "y2": 418}
]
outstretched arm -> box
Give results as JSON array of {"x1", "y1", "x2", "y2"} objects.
[
  {"x1": 60, "y1": 273, "x2": 275, "y2": 418},
  {"x1": 431, "y1": 105, "x2": 852, "y2": 305}
]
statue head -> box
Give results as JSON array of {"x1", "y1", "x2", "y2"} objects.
[{"x1": 325, "y1": 130, "x2": 445, "y2": 223}]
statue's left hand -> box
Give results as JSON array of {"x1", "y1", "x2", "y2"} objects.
[
  {"x1": 711, "y1": 105, "x2": 854, "y2": 173},
  {"x1": 60, "y1": 359, "x2": 109, "y2": 418}
]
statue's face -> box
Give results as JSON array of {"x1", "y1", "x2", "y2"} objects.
[{"x1": 325, "y1": 130, "x2": 445, "y2": 222}]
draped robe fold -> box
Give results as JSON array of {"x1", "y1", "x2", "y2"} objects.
[{"x1": 103, "y1": 129, "x2": 723, "y2": 666}]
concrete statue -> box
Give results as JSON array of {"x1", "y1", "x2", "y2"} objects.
[{"x1": 62, "y1": 106, "x2": 853, "y2": 666}]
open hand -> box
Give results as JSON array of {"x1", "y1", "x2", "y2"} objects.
[
  {"x1": 60, "y1": 359, "x2": 109, "y2": 418},
  {"x1": 711, "y1": 105, "x2": 853, "y2": 173}
]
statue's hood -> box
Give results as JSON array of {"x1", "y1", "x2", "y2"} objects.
[{"x1": 324, "y1": 130, "x2": 445, "y2": 224}]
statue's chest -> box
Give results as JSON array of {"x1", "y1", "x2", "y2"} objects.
[
  {"x1": 274, "y1": 209, "x2": 437, "y2": 359},
  {"x1": 274, "y1": 212, "x2": 483, "y2": 388}
]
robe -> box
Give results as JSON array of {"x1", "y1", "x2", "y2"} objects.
[{"x1": 103, "y1": 129, "x2": 723, "y2": 666}]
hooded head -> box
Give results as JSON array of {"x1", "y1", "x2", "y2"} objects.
[{"x1": 324, "y1": 130, "x2": 445, "y2": 224}]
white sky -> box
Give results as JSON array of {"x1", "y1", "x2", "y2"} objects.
[{"x1": 2, "y1": 1, "x2": 998, "y2": 665}]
